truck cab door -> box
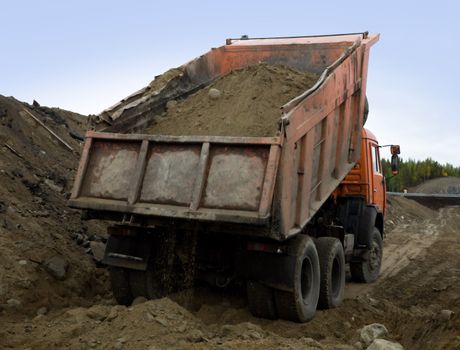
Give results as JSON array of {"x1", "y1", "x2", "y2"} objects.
[{"x1": 370, "y1": 143, "x2": 385, "y2": 212}]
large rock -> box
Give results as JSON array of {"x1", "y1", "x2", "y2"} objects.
[
  {"x1": 131, "y1": 296, "x2": 148, "y2": 306},
  {"x1": 44, "y1": 255, "x2": 69, "y2": 280},
  {"x1": 89, "y1": 241, "x2": 106, "y2": 262},
  {"x1": 438, "y1": 309, "x2": 454, "y2": 321},
  {"x1": 6, "y1": 298, "x2": 21, "y2": 308},
  {"x1": 366, "y1": 339, "x2": 404, "y2": 350},
  {"x1": 208, "y1": 88, "x2": 221, "y2": 100},
  {"x1": 360, "y1": 323, "x2": 389, "y2": 346}
]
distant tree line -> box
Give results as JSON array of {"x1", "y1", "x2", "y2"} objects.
[{"x1": 381, "y1": 158, "x2": 460, "y2": 192}]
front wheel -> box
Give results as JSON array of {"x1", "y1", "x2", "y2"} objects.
[
  {"x1": 350, "y1": 228, "x2": 383, "y2": 283},
  {"x1": 274, "y1": 235, "x2": 320, "y2": 323}
]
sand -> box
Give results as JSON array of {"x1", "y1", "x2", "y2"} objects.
[{"x1": 146, "y1": 64, "x2": 318, "y2": 137}]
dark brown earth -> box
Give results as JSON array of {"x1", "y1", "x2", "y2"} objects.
[
  {"x1": 0, "y1": 95, "x2": 110, "y2": 317},
  {"x1": 146, "y1": 64, "x2": 318, "y2": 137},
  {"x1": 1, "y1": 193, "x2": 459, "y2": 349},
  {"x1": 1, "y1": 95, "x2": 459, "y2": 349}
]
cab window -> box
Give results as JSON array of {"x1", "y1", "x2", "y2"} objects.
[{"x1": 372, "y1": 145, "x2": 381, "y2": 174}]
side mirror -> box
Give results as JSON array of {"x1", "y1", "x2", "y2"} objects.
[
  {"x1": 391, "y1": 154, "x2": 400, "y2": 175},
  {"x1": 390, "y1": 145, "x2": 400, "y2": 156},
  {"x1": 390, "y1": 145, "x2": 401, "y2": 175}
]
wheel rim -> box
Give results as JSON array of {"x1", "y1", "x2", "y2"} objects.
[
  {"x1": 300, "y1": 257, "x2": 314, "y2": 302},
  {"x1": 331, "y1": 256, "x2": 341, "y2": 298},
  {"x1": 369, "y1": 239, "x2": 381, "y2": 271}
]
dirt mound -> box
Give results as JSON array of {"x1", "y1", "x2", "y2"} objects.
[
  {"x1": 385, "y1": 195, "x2": 437, "y2": 232},
  {"x1": 146, "y1": 64, "x2": 318, "y2": 137},
  {"x1": 0, "y1": 95, "x2": 110, "y2": 317},
  {"x1": 412, "y1": 176, "x2": 460, "y2": 194}
]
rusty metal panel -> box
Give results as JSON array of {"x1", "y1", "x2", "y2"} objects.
[
  {"x1": 202, "y1": 145, "x2": 269, "y2": 211},
  {"x1": 70, "y1": 134, "x2": 279, "y2": 225},
  {"x1": 139, "y1": 144, "x2": 201, "y2": 205},
  {"x1": 275, "y1": 35, "x2": 378, "y2": 239},
  {"x1": 80, "y1": 141, "x2": 140, "y2": 200}
]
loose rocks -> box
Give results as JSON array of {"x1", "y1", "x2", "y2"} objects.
[
  {"x1": 366, "y1": 339, "x2": 404, "y2": 350},
  {"x1": 43, "y1": 255, "x2": 69, "y2": 280},
  {"x1": 360, "y1": 323, "x2": 389, "y2": 347},
  {"x1": 89, "y1": 241, "x2": 106, "y2": 262},
  {"x1": 208, "y1": 88, "x2": 221, "y2": 100},
  {"x1": 132, "y1": 296, "x2": 148, "y2": 306}
]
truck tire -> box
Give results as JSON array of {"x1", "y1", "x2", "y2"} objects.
[
  {"x1": 109, "y1": 266, "x2": 133, "y2": 305},
  {"x1": 130, "y1": 264, "x2": 169, "y2": 299},
  {"x1": 316, "y1": 237, "x2": 345, "y2": 309},
  {"x1": 247, "y1": 281, "x2": 277, "y2": 320},
  {"x1": 129, "y1": 270, "x2": 149, "y2": 298},
  {"x1": 350, "y1": 228, "x2": 383, "y2": 283},
  {"x1": 274, "y1": 235, "x2": 320, "y2": 322},
  {"x1": 146, "y1": 268, "x2": 169, "y2": 299}
]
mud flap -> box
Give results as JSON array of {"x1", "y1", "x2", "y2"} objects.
[
  {"x1": 102, "y1": 235, "x2": 153, "y2": 271},
  {"x1": 238, "y1": 250, "x2": 296, "y2": 292},
  {"x1": 356, "y1": 206, "x2": 378, "y2": 248}
]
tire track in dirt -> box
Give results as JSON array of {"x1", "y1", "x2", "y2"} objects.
[{"x1": 345, "y1": 204, "x2": 450, "y2": 299}]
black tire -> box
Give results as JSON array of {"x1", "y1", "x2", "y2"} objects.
[
  {"x1": 145, "y1": 267, "x2": 169, "y2": 299},
  {"x1": 316, "y1": 237, "x2": 345, "y2": 309},
  {"x1": 129, "y1": 269, "x2": 149, "y2": 298},
  {"x1": 350, "y1": 228, "x2": 383, "y2": 283},
  {"x1": 109, "y1": 266, "x2": 133, "y2": 305},
  {"x1": 274, "y1": 235, "x2": 320, "y2": 323},
  {"x1": 129, "y1": 262, "x2": 170, "y2": 300},
  {"x1": 247, "y1": 281, "x2": 277, "y2": 320}
]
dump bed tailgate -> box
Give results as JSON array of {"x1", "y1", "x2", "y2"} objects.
[{"x1": 69, "y1": 131, "x2": 280, "y2": 225}]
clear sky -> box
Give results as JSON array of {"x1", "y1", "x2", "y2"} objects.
[{"x1": 1, "y1": 1, "x2": 459, "y2": 165}]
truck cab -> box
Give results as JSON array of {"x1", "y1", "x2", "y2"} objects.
[
  {"x1": 336, "y1": 128, "x2": 386, "y2": 225},
  {"x1": 333, "y1": 128, "x2": 388, "y2": 283}
]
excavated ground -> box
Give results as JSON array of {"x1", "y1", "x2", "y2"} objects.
[
  {"x1": 146, "y1": 64, "x2": 318, "y2": 137},
  {"x1": 0, "y1": 95, "x2": 459, "y2": 349},
  {"x1": 0, "y1": 95, "x2": 110, "y2": 316}
]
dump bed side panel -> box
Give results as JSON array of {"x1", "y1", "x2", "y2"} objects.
[
  {"x1": 69, "y1": 132, "x2": 281, "y2": 226},
  {"x1": 276, "y1": 36, "x2": 377, "y2": 238}
]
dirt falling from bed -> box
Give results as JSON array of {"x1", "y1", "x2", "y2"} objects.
[{"x1": 146, "y1": 63, "x2": 318, "y2": 137}]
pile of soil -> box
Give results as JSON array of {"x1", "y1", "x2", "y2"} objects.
[
  {"x1": 412, "y1": 176, "x2": 460, "y2": 194},
  {"x1": 385, "y1": 195, "x2": 437, "y2": 232},
  {"x1": 146, "y1": 64, "x2": 318, "y2": 137},
  {"x1": 2, "y1": 197, "x2": 459, "y2": 350},
  {"x1": 0, "y1": 95, "x2": 110, "y2": 317}
]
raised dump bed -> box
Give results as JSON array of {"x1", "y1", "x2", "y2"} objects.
[{"x1": 70, "y1": 33, "x2": 379, "y2": 241}]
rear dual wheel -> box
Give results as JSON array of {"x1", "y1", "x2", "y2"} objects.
[
  {"x1": 109, "y1": 261, "x2": 169, "y2": 305},
  {"x1": 274, "y1": 235, "x2": 321, "y2": 323},
  {"x1": 316, "y1": 237, "x2": 345, "y2": 309},
  {"x1": 247, "y1": 281, "x2": 277, "y2": 319},
  {"x1": 109, "y1": 266, "x2": 133, "y2": 305},
  {"x1": 247, "y1": 235, "x2": 345, "y2": 322}
]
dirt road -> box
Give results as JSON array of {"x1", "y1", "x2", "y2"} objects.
[{"x1": 1, "y1": 195, "x2": 459, "y2": 349}]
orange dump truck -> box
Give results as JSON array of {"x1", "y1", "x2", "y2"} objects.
[{"x1": 69, "y1": 33, "x2": 395, "y2": 322}]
